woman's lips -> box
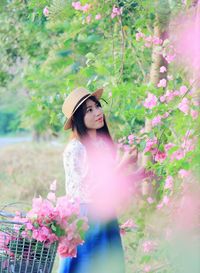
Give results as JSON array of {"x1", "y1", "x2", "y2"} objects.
[{"x1": 97, "y1": 117, "x2": 103, "y2": 122}]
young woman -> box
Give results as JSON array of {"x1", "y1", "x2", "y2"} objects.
[{"x1": 59, "y1": 87, "x2": 137, "y2": 273}]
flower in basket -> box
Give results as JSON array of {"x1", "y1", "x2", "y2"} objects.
[{"x1": 13, "y1": 181, "x2": 89, "y2": 258}]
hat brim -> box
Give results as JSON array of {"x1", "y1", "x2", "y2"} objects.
[{"x1": 64, "y1": 88, "x2": 104, "y2": 130}]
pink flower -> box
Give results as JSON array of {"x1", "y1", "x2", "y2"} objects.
[
  {"x1": 181, "y1": 137, "x2": 195, "y2": 152},
  {"x1": 95, "y1": 14, "x2": 101, "y2": 20},
  {"x1": 144, "y1": 138, "x2": 157, "y2": 153},
  {"x1": 86, "y1": 15, "x2": 91, "y2": 23},
  {"x1": 160, "y1": 66, "x2": 167, "y2": 73},
  {"x1": 58, "y1": 236, "x2": 83, "y2": 258},
  {"x1": 179, "y1": 85, "x2": 188, "y2": 95},
  {"x1": 136, "y1": 32, "x2": 144, "y2": 41},
  {"x1": 147, "y1": 197, "x2": 154, "y2": 204},
  {"x1": 154, "y1": 151, "x2": 167, "y2": 163},
  {"x1": 43, "y1": 7, "x2": 49, "y2": 17},
  {"x1": 120, "y1": 219, "x2": 137, "y2": 229},
  {"x1": 164, "y1": 176, "x2": 173, "y2": 190},
  {"x1": 151, "y1": 115, "x2": 162, "y2": 127},
  {"x1": 157, "y1": 202, "x2": 163, "y2": 209},
  {"x1": 142, "y1": 240, "x2": 157, "y2": 253},
  {"x1": 81, "y1": 4, "x2": 90, "y2": 12},
  {"x1": 163, "y1": 195, "x2": 169, "y2": 205},
  {"x1": 143, "y1": 93, "x2": 158, "y2": 109},
  {"x1": 165, "y1": 90, "x2": 175, "y2": 102},
  {"x1": 160, "y1": 95, "x2": 166, "y2": 102},
  {"x1": 157, "y1": 78, "x2": 167, "y2": 88},
  {"x1": 26, "y1": 222, "x2": 33, "y2": 230},
  {"x1": 144, "y1": 43, "x2": 151, "y2": 48},
  {"x1": 173, "y1": 90, "x2": 180, "y2": 96},
  {"x1": 144, "y1": 265, "x2": 152, "y2": 272},
  {"x1": 152, "y1": 36, "x2": 162, "y2": 45},
  {"x1": 165, "y1": 54, "x2": 176, "y2": 63},
  {"x1": 128, "y1": 134, "x2": 134, "y2": 140},
  {"x1": 190, "y1": 109, "x2": 198, "y2": 119},
  {"x1": 164, "y1": 142, "x2": 175, "y2": 152},
  {"x1": 145, "y1": 36, "x2": 152, "y2": 42},
  {"x1": 111, "y1": 5, "x2": 123, "y2": 18},
  {"x1": 162, "y1": 111, "x2": 170, "y2": 118},
  {"x1": 72, "y1": 2, "x2": 82, "y2": 11},
  {"x1": 178, "y1": 98, "x2": 190, "y2": 114},
  {"x1": 170, "y1": 149, "x2": 185, "y2": 161},
  {"x1": 178, "y1": 169, "x2": 190, "y2": 179}
]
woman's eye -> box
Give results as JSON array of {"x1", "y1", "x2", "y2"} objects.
[{"x1": 87, "y1": 108, "x2": 92, "y2": 113}]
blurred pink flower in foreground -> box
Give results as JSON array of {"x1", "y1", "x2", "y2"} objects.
[
  {"x1": 85, "y1": 137, "x2": 141, "y2": 221},
  {"x1": 170, "y1": 4, "x2": 200, "y2": 73}
]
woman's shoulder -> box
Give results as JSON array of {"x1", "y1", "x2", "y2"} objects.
[{"x1": 63, "y1": 138, "x2": 86, "y2": 156}]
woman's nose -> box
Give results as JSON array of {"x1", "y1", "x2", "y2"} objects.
[{"x1": 95, "y1": 107, "x2": 102, "y2": 116}]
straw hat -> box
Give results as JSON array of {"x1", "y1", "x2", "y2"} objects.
[{"x1": 62, "y1": 87, "x2": 104, "y2": 130}]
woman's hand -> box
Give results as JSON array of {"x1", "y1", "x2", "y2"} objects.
[
  {"x1": 116, "y1": 145, "x2": 138, "y2": 171},
  {"x1": 121, "y1": 145, "x2": 138, "y2": 165}
]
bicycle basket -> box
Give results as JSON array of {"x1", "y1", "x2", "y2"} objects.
[{"x1": 0, "y1": 219, "x2": 58, "y2": 273}]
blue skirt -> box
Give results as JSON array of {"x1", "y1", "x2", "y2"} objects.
[{"x1": 58, "y1": 204, "x2": 125, "y2": 273}]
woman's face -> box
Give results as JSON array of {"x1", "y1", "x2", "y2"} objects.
[{"x1": 83, "y1": 98, "x2": 104, "y2": 130}]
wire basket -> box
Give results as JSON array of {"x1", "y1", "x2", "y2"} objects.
[{"x1": 0, "y1": 213, "x2": 58, "y2": 273}]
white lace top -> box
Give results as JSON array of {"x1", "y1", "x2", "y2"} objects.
[
  {"x1": 63, "y1": 139, "x2": 90, "y2": 202},
  {"x1": 63, "y1": 138, "x2": 114, "y2": 203}
]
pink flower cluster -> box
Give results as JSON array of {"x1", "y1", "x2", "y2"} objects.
[
  {"x1": 154, "y1": 151, "x2": 167, "y2": 163},
  {"x1": 142, "y1": 240, "x2": 157, "y2": 253},
  {"x1": 3, "y1": 182, "x2": 88, "y2": 259},
  {"x1": 144, "y1": 137, "x2": 157, "y2": 153},
  {"x1": 72, "y1": 2, "x2": 90, "y2": 12},
  {"x1": 178, "y1": 97, "x2": 190, "y2": 115},
  {"x1": 136, "y1": 32, "x2": 163, "y2": 47},
  {"x1": 143, "y1": 137, "x2": 168, "y2": 163},
  {"x1": 157, "y1": 78, "x2": 167, "y2": 88},
  {"x1": 151, "y1": 112, "x2": 170, "y2": 127},
  {"x1": 111, "y1": 5, "x2": 123, "y2": 18},
  {"x1": 159, "y1": 85, "x2": 188, "y2": 104},
  {"x1": 143, "y1": 93, "x2": 158, "y2": 109},
  {"x1": 120, "y1": 219, "x2": 137, "y2": 235}
]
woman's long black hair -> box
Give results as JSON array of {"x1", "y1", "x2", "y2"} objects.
[{"x1": 71, "y1": 95, "x2": 113, "y2": 144}]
